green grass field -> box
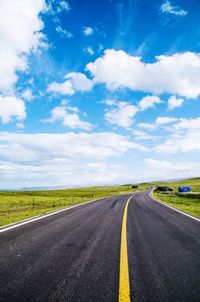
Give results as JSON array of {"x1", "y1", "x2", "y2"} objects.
[
  {"x1": 0, "y1": 185, "x2": 137, "y2": 227},
  {"x1": 0, "y1": 178, "x2": 199, "y2": 227},
  {"x1": 153, "y1": 192, "x2": 200, "y2": 218},
  {"x1": 152, "y1": 177, "x2": 200, "y2": 192},
  {"x1": 152, "y1": 177, "x2": 200, "y2": 218}
]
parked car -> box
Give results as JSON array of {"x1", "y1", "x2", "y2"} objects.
[
  {"x1": 178, "y1": 186, "x2": 191, "y2": 193},
  {"x1": 132, "y1": 185, "x2": 138, "y2": 189},
  {"x1": 155, "y1": 186, "x2": 173, "y2": 192}
]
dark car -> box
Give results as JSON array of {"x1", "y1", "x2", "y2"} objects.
[
  {"x1": 132, "y1": 185, "x2": 138, "y2": 189},
  {"x1": 155, "y1": 186, "x2": 173, "y2": 192}
]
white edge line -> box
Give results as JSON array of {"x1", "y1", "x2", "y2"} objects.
[
  {"x1": 149, "y1": 190, "x2": 200, "y2": 223},
  {"x1": 0, "y1": 195, "x2": 117, "y2": 234}
]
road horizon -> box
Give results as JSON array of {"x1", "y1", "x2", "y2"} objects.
[{"x1": 0, "y1": 189, "x2": 200, "y2": 301}]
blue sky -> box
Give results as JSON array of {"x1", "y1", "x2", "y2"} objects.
[{"x1": 0, "y1": 0, "x2": 200, "y2": 188}]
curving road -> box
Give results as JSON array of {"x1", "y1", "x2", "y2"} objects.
[{"x1": 0, "y1": 190, "x2": 200, "y2": 301}]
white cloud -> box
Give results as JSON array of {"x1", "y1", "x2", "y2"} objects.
[
  {"x1": 87, "y1": 49, "x2": 200, "y2": 99},
  {"x1": 103, "y1": 99, "x2": 117, "y2": 106},
  {"x1": 137, "y1": 116, "x2": 177, "y2": 131},
  {"x1": 155, "y1": 117, "x2": 200, "y2": 153},
  {"x1": 155, "y1": 116, "x2": 177, "y2": 125},
  {"x1": 44, "y1": 104, "x2": 93, "y2": 131},
  {"x1": 55, "y1": 25, "x2": 73, "y2": 38},
  {"x1": 155, "y1": 133, "x2": 200, "y2": 153},
  {"x1": 168, "y1": 95, "x2": 184, "y2": 110},
  {"x1": 0, "y1": 132, "x2": 147, "y2": 188},
  {"x1": 0, "y1": 96, "x2": 26, "y2": 124},
  {"x1": 0, "y1": 158, "x2": 131, "y2": 189},
  {"x1": 104, "y1": 96, "x2": 162, "y2": 129},
  {"x1": 0, "y1": 132, "x2": 147, "y2": 163},
  {"x1": 132, "y1": 130, "x2": 156, "y2": 141},
  {"x1": 47, "y1": 72, "x2": 93, "y2": 95},
  {"x1": 47, "y1": 0, "x2": 70, "y2": 15},
  {"x1": 21, "y1": 88, "x2": 34, "y2": 101},
  {"x1": 104, "y1": 101, "x2": 138, "y2": 128},
  {"x1": 160, "y1": 1, "x2": 188, "y2": 16},
  {"x1": 137, "y1": 116, "x2": 200, "y2": 154},
  {"x1": 137, "y1": 122, "x2": 157, "y2": 130},
  {"x1": 145, "y1": 158, "x2": 200, "y2": 179},
  {"x1": 172, "y1": 117, "x2": 200, "y2": 132},
  {"x1": 145, "y1": 158, "x2": 198, "y2": 171},
  {"x1": 47, "y1": 80, "x2": 74, "y2": 95},
  {"x1": 138, "y1": 95, "x2": 162, "y2": 111},
  {"x1": 16, "y1": 123, "x2": 25, "y2": 129},
  {"x1": 65, "y1": 72, "x2": 93, "y2": 92},
  {"x1": 82, "y1": 26, "x2": 94, "y2": 36},
  {"x1": 56, "y1": 0, "x2": 70, "y2": 13},
  {"x1": 0, "y1": 0, "x2": 46, "y2": 93}
]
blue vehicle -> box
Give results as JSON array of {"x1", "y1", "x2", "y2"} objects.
[{"x1": 178, "y1": 186, "x2": 191, "y2": 192}]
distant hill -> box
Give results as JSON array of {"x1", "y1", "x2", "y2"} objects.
[
  {"x1": 1, "y1": 176, "x2": 200, "y2": 192},
  {"x1": 19, "y1": 185, "x2": 68, "y2": 191}
]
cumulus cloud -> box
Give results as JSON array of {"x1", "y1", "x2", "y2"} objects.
[
  {"x1": 155, "y1": 117, "x2": 200, "y2": 153},
  {"x1": 155, "y1": 116, "x2": 177, "y2": 125},
  {"x1": 137, "y1": 122, "x2": 156, "y2": 130},
  {"x1": 0, "y1": 158, "x2": 131, "y2": 189},
  {"x1": 0, "y1": 131, "x2": 148, "y2": 188},
  {"x1": 145, "y1": 158, "x2": 200, "y2": 179},
  {"x1": 138, "y1": 95, "x2": 162, "y2": 111},
  {"x1": 138, "y1": 116, "x2": 200, "y2": 153},
  {"x1": 47, "y1": 81, "x2": 74, "y2": 95},
  {"x1": 21, "y1": 88, "x2": 34, "y2": 101},
  {"x1": 47, "y1": 72, "x2": 93, "y2": 95},
  {"x1": 137, "y1": 116, "x2": 177, "y2": 131},
  {"x1": 44, "y1": 104, "x2": 93, "y2": 131},
  {"x1": 145, "y1": 158, "x2": 199, "y2": 171},
  {"x1": 104, "y1": 101, "x2": 138, "y2": 128},
  {"x1": 160, "y1": 1, "x2": 187, "y2": 16},
  {"x1": 0, "y1": 96, "x2": 26, "y2": 124},
  {"x1": 0, "y1": 132, "x2": 147, "y2": 163},
  {"x1": 168, "y1": 95, "x2": 184, "y2": 110},
  {"x1": 87, "y1": 49, "x2": 200, "y2": 99},
  {"x1": 16, "y1": 123, "x2": 25, "y2": 129},
  {"x1": 132, "y1": 130, "x2": 156, "y2": 141},
  {"x1": 103, "y1": 96, "x2": 162, "y2": 129},
  {"x1": 0, "y1": 0, "x2": 46, "y2": 93},
  {"x1": 174, "y1": 117, "x2": 200, "y2": 131},
  {"x1": 82, "y1": 26, "x2": 94, "y2": 36},
  {"x1": 103, "y1": 99, "x2": 117, "y2": 106},
  {"x1": 65, "y1": 72, "x2": 93, "y2": 92}
]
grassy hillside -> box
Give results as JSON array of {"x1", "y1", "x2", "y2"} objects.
[
  {"x1": 152, "y1": 177, "x2": 200, "y2": 218},
  {"x1": 0, "y1": 185, "x2": 136, "y2": 227},
  {"x1": 0, "y1": 178, "x2": 199, "y2": 227},
  {"x1": 153, "y1": 177, "x2": 200, "y2": 192},
  {"x1": 153, "y1": 192, "x2": 200, "y2": 218}
]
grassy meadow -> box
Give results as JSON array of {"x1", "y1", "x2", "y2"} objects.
[
  {"x1": 0, "y1": 177, "x2": 199, "y2": 227},
  {"x1": 0, "y1": 185, "x2": 137, "y2": 227},
  {"x1": 152, "y1": 177, "x2": 200, "y2": 218}
]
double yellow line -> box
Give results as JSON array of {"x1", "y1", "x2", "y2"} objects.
[{"x1": 119, "y1": 195, "x2": 133, "y2": 302}]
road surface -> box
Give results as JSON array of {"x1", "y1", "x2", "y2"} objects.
[{"x1": 0, "y1": 190, "x2": 200, "y2": 301}]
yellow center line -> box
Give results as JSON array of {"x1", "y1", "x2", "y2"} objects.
[{"x1": 119, "y1": 195, "x2": 133, "y2": 302}]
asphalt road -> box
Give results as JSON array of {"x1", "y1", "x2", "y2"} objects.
[
  {"x1": 128, "y1": 191, "x2": 200, "y2": 302},
  {"x1": 0, "y1": 190, "x2": 200, "y2": 302}
]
